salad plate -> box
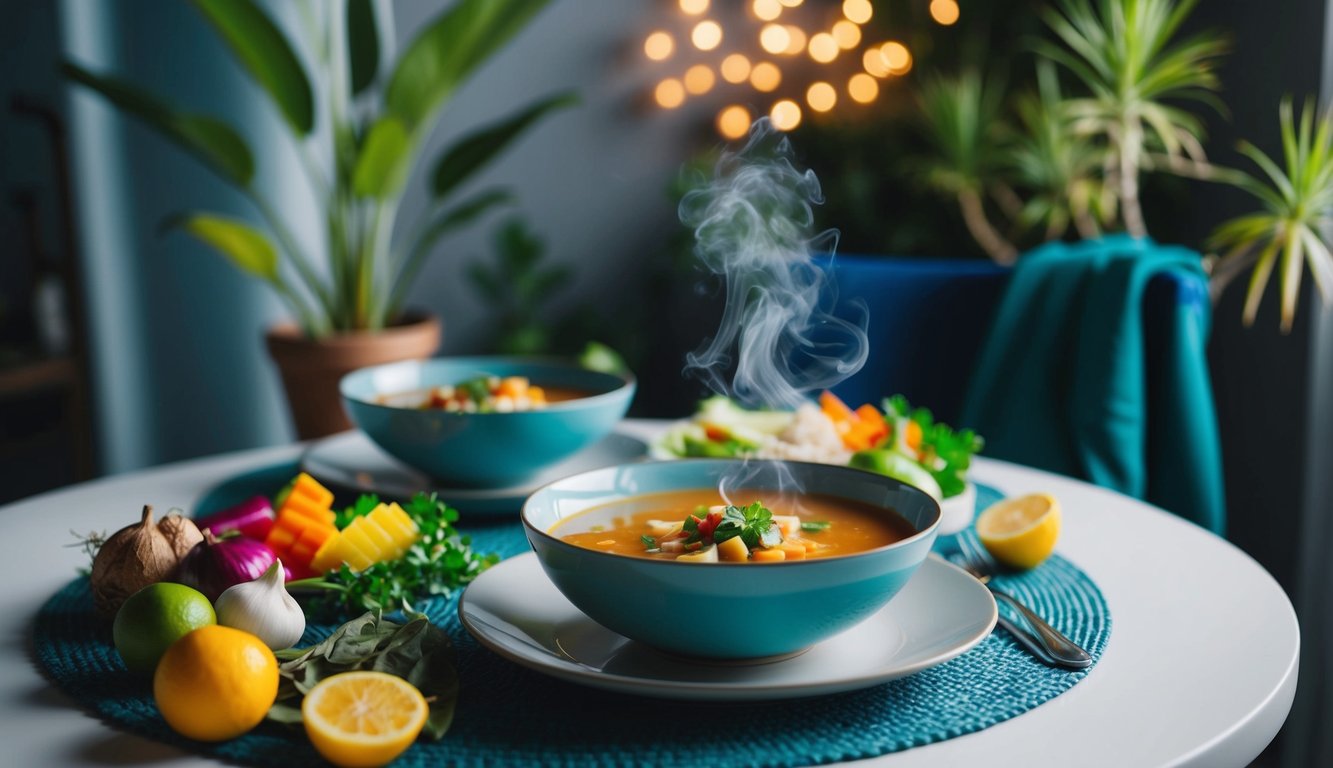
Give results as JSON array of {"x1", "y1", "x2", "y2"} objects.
[
  {"x1": 300, "y1": 430, "x2": 648, "y2": 516},
  {"x1": 652, "y1": 394, "x2": 985, "y2": 540},
  {"x1": 459, "y1": 552, "x2": 997, "y2": 700}
]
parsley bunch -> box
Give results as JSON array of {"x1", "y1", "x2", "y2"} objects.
[
  {"x1": 884, "y1": 396, "x2": 984, "y2": 498},
  {"x1": 310, "y1": 492, "x2": 498, "y2": 616}
]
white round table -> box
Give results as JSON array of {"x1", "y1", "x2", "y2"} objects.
[{"x1": 0, "y1": 421, "x2": 1298, "y2": 767}]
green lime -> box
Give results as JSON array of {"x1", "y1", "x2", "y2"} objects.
[{"x1": 113, "y1": 583, "x2": 216, "y2": 675}]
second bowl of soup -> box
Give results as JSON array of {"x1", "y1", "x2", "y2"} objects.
[
  {"x1": 522, "y1": 459, "x2": 940, "y2": 659},
  {"x1": 342, "y1": 357, "x2": 635, "y2": 486}
]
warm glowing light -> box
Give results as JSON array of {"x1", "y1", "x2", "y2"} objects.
[
  {"x1": 692, "y1": 20, "x2": 723, "y2": 51},
  {"x1": 879, "y1": 41, "x2": 911, "y2": 74},
  {"x1": 848, "y1": 72, "x2": 879, "y2": 103},
  {"x1": 882, "y1": 41, "x2": 912, "y2": 74},
  {"x1": 862, "y1": 47, "x2": 891, "y2": 77},
  {"x1": 760, "y1": 24, "x2": 790, "y2": 54},
  {"x1": 753, "y1": 0, "x2": 782, "y2": 22},
  {"x1": 721, "y1": 53, "x2": 752, "y2": 83},
  {"x1": 842, "y1": 0, "x2": 873, "y2": 24},
  {"x1": 655, "y1": 78, "x2": 686, "y2": 108},
  {"x1": 778, "y1": 0, "x2": 803, "y2": 7},
  {"x1": 806, "y1": 81, "x2": 837, "y2": 112},
  {"x1": 684, "y1": 64, "x2": 716, "y2": 95},
  {"x1": 930, "y1": 0, "x2": 961, "y2": 25},
  {"x1": 770, "y1": 99, "x2": 802, "y2": 130},
  {"x1": 717, "y1": 105, "x2": 752, "y2": 139},
  {"x1": 808, "y1": 32, "x2": 839, "y2": 63},
  {"x1": 783, "y1": 26, "x2": 807, "y2": 55},
  {"x1": 750, "y1": 61, "x2": 782, "y2": 92},
  {"x1": 680, "y1": 0, "x2": 710, "y2": 15},
  {"x1": 644, "y1": 31, "x2": 674, "y2": 61},
  {"x1": 832, "y1": 20, "x2": 862, "y2": 49}
]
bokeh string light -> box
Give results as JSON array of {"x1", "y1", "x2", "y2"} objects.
[{"x1": 642, "y1": 1, "x2": 959, "y2": 136}]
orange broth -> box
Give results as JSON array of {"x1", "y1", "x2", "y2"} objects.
[{"x1": 555, "y1": 488, "x2": 917, "y2": 562}]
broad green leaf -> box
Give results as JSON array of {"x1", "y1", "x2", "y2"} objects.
[
  {"x1": 430, "y1": 91, "x2": 577, "y2": 199},
  {"x1": 190, "y1": 0, "x2": 314, "y2": 135},
  {"x1": 63, "y1": 62, "x2": 254, "y2": 185},
  {"x1": 353, "y1": 117, "x2": 410, "y2": 198},
  {"x1": 385, "y1": 0, "x2": 551, "y2": 131},
  {"x1": 347, "y1": 0, "x2": 380, "y2": 96},
  {"x1": 165, "y1": 212, "x2": 279, "y2": 281}
]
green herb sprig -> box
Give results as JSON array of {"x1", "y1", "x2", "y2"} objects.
[
  {"x1": 712, "y1": 502, "x2": 782, "y2": 549},
  {"x1": 884, "y1": 396, "x2": 984, "y2": 499}
]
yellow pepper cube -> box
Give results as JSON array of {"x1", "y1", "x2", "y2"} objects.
[
  {"x1": 354, "y1": 515, "x2": 396, "y2": 556},
  {"x1": 341, "y1": 526, "x2": 381, "y2": 564},
  {"x1": 310, "y1": 534, "x2": 343, "y2": 574},
  {"x1": 383, "y1": 503, "x2": 418, "y2": 536},
  {"x1": 370, "y1": 506, "x2": 417, "y2": 548}
]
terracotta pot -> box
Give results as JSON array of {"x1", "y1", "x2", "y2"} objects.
[{"x1": 265, "y1": 313, "x2": 442, "y2": 440}]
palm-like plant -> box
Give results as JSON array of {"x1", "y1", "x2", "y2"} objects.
[
  {"x1": 65, "y1": 0, "x2": 572, "y2": 336},
  {"x1": 1006, "y1": 62, "x2": 1110, "y2": 241},
  {"x1": 1209, "y1": 99, "x2": 1333, "y2": 333},
  {"x1": 915, "y1": 71, "x2": 1018, "y2": 265},
  {"x1": 1037, "y1": 0, "x2": 1227, "y2": 237}
]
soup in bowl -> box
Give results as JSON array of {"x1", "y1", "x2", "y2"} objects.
[
  {"x1": 522, "y1": 459, "x2": 940, "y2": 659},
  {"x1": 342, "y1": 357, "x2": 635, "y2": 487}
]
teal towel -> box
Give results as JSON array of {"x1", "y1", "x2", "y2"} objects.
[{"x1": 960, "y1": 235, "x2": 1225, "y2": 534}]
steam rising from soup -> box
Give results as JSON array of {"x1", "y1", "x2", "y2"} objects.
[{"x1": 679, "y1": 118, "x2": 868, "y2": 412}]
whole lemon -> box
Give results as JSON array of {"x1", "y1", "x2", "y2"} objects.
[
  {"x1": 153, "y1": 625, "x2": 279, "y2": 741},
  {"x1": 113, "y1": 582, "x2": 216, "y2": 675}
]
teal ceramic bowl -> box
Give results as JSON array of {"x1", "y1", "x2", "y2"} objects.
[
  {"x1": 341, "y1": 357, "x2": 635, "y2": 487},
  {"x1": 522, "y1": 459, "x2": 941, "y2": 659}
]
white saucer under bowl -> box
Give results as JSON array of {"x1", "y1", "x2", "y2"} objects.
[
  {"x1": 459, "y1": 552, "x2": 997, "y2": 700},
  {"x1": 300, "y1": 431, "x2": 648, "y2": 516}
]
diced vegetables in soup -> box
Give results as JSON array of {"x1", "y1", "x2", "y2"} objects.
[
  {"x1": 377, "y1": 375, "x2": 588, "y2": 413},
  {"x1": 556, "y1": 489, "x2": 916, "y2": 563}
]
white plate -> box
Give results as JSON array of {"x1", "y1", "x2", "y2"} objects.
[
  {"x1": 300, "y1": 431, "x2": 648, "y2": 516},
  {"x1": 458, "y1": 552, "x2": 997, "y2": 700}
]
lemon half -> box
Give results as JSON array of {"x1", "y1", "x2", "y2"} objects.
[
  {"x1": 302, "y1": 670, "x2": 428, "y2": 767},
  {"x1": 976, "y1": 493, "x2": 1061, "y2": 569}
]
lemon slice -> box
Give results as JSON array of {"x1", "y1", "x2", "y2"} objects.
[
  {"x1": 302, "y1": 671, "x2": 428, "y2": 768},
  {"x1": 976, "y1": 493, "x2": 1061, "y2": 569}
]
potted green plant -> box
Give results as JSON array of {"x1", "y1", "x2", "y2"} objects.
[
  {"x1": 65, "y1": 0, "x2": 574, "y2": 437},
  {"x1": 914, "y1": 0, "x2": 1228, "y2": 254},
  {"x1": 1208, "y1": 99, "x2": 1333, "y2": 333}
]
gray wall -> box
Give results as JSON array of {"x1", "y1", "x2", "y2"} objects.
[{"x1": 53, "y1": 0, "x2": 718, "y2": 472}]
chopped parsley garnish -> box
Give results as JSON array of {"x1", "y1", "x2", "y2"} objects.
[
  {"x1": 458, "y1": 375, "x2": 492, "y2": 403},
  {"x1": 800, "y1": 520, "x2": 832, "y2": 533},
  {"x1": 712, "y1": 501, "x2": 782, "y2": 549},
  {"x1": 640, "y1": 534, "x2": 656, "y2": 549}
]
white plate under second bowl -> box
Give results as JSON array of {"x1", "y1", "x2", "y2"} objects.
[
  {"x1": 459, "y1": 552, "x2": 997, "y2": 701},
  {"x1": 300, "y1": 430, "x2": 647, "y2": 516}
]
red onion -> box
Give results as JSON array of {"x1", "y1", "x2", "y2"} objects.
[
  {"x1": 194, "y1": 495, "x2": 275, "y2": 541},
  {"x1": 174, "y1": 531, "x2": 288, "y2": 602}
]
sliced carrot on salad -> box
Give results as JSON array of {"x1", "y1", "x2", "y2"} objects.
[{"x1": 818, "y1": 391, "x2": 925, "y2": 452}]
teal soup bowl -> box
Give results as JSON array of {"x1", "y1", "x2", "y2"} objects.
[
  {"x1": 342, "y1": 357, "x2": 635, "y2": 487},
  {"x1": 522, "y1": 459, "x2": 941, "y2": 659}
]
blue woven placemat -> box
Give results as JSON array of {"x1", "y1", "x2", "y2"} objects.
[{"x1": 32, "y1": 474, "x2": 1110, "y2": 767}]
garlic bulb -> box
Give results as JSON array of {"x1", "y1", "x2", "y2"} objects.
[
  {"x1": 215, "y1": 559, "x2": 305, "y2": 650},
  {"x1": 90, "y1": 505, "x2": 187, "y2": 617},
  {"x1": 157, "y1": 512, "x2": 204, "y2": 560}
]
